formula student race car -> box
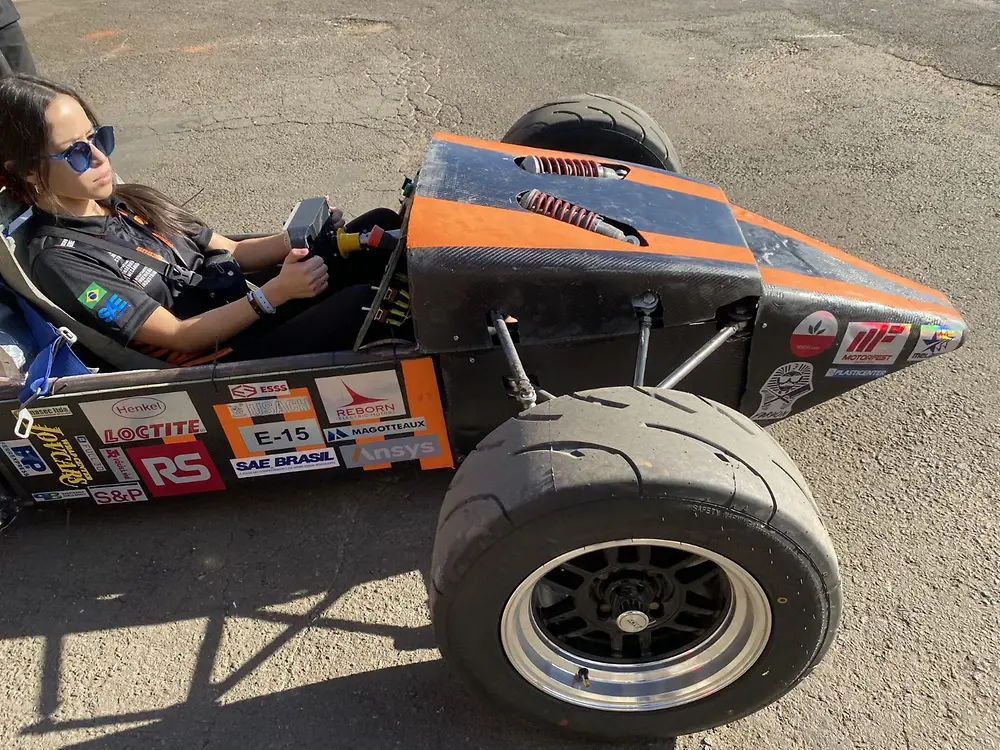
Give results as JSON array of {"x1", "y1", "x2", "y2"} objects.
[{"x1": 0, "y1": 94, "x2": 967, "y2": 742}]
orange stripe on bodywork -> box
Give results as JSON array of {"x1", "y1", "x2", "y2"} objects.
[
  {"x1": 432, "y1": 132, "x2": 729, "y2": 204},
  {"x1": 212, "y1": 403, "x2": 259, "y2": 459},
  {"x1": 407, "y1": 196, "x2": 755, "y2": 264},
  {"x1": 401, "y1": 357, "x2": 454, "y2": 470},
  {"x1": 163, "y1": 434, "x2": 196, "y2": 444},
  {"x1": 732, "y1": 205, "x2": 951, "y2": 303},
  {"x1": 760, "y1": 268, "x2": 961, "y2": 318}
]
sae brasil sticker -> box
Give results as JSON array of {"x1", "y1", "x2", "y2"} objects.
[{"x1": 230, "y1": 448, "x2": 340, "y2": 479}]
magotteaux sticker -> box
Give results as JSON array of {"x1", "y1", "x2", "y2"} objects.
[
  {"x1": 230, "y1": 448, "x2": 340, "y2": 479},
  {"x1": 128, "y1": 441, "x2": 226, "y2": 498},
  {"x1": 790, "y1": 311, "x2": 838, "y2": 358},
  {"x1": 0, "y1": 439, "x2": 52, "y2": 477},
  {"x1": 833, "y1": 322, "x2": 911, "y2": 366},
  {"x1": 325, "y1": 417, "x2": 427, "y2": 443},
  {"x1": 751, "y1": 362, "x2": 814, "y2": 421},
  {"x1": 340, "y1": 434, "x2": 442, "y2": 469},
  {"x1": 80, "y1": 391, "x2": 206, "y2": 444},
  {"x1": 316, "y1": 370, "x2": 407, "y2": 424},
  {"x1": 89, "y1": 482, "x2": 149, "y2": 505},
  {"x1": 907, "y1": 324, "x2": 964, "y2": 362}
]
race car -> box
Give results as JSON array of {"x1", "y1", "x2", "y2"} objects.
[{"x1": 0, "y1": 94, "x2": 967, "y2": 742}]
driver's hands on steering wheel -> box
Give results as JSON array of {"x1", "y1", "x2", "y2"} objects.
[{"x1": 325, "y1": 198, "x2": 345, "y2": 232}]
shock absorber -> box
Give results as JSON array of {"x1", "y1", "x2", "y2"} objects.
[
  {"x1": 517, "y1": 189, "x2": 639, "y2": 244},
  {"x1": 518, "y1": 155, "x2": 626, "y2": 179}
]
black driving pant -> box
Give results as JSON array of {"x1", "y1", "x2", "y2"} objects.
[{"x1": 0, "y1": 21, "x2": 36, "y2": 75}]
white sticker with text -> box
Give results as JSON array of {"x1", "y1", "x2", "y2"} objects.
[{"x1": 81, "y1": 392, "x2": 206, "y2": 444}]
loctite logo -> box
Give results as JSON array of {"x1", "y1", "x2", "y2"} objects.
[{"x1": 833, "y1": 322, "x2": 911, "y2": 365}]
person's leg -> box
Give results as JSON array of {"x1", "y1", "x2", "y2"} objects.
[
  {"x1": 226, "y1": 283, "x2": 376, "y2": 359},
  {"x1": 0, "y1": 22, "x2": 37, "y2": 75}
]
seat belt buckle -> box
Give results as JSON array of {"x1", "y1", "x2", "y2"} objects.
[
  {"x1": 57, "y1": 326, "x2": 78, "y2": 347},
  {"x1": 14, "y1": 407, "x2": 33, "y2": 438}
]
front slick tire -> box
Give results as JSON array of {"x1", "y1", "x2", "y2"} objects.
[{"x1": 430, "y1": 387, "x2": 842, "y2": 743}]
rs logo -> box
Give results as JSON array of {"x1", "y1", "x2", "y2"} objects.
[{"x1": 142, "y1": 453, "x2": 211, "y2": 485}]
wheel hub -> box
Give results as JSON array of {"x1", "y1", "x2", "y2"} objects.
[{"x1": 615, "y1": 610, "x2": 650, "y2": 633}]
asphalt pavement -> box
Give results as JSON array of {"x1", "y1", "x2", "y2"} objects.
[{"x1": 2, "y1": 0, "x2": 998, "y2": 748}]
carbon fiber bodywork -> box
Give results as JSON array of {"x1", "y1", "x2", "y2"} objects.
[{"x1": 404, "y1": 133, "x2": 966, "y2": 440}]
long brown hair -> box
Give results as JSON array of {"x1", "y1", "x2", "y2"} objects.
[{"x1": 0, "y1": 74, "x2": 207, "y2": 237}]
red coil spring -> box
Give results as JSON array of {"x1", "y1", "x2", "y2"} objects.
[
  {"x1": 527, "y1": 155, "x2": 603, "y2": 177},
  {"x1": 518, "y1": 189, "x2": 599, "y2": 230}
]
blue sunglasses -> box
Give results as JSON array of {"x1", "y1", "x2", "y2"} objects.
[{"x1": 47, "y1": 125, "x2": 115, "y2": 174}]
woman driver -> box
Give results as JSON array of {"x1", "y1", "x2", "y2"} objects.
[{"x1": 0, "y1": 74, "x2": 401, "y2": 366}]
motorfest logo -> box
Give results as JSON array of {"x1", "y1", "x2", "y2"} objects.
[
  {"x1": 316, "y1": 370, "x2": 407, "y2": 424},
  {"x1": 81, "y1": 391, "x2": 206, "y2": 444},
  {"x1": 30, "y1": 424, "x2": 93, "y2": 487},
  {"x1": 833, "y1": 322, "x2": 911, "y2": 365}
]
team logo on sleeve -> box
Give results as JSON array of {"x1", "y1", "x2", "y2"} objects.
[
  {"x1": 78, "y1": 282, "x2": 107, "y2": 309},
  {"x1": 98, "y1": 294, "x2": 131, "y2": 323}
]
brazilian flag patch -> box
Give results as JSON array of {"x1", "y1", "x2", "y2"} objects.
[{"x1": 78, "y1": 282, "x2": 107, "y2": 309}]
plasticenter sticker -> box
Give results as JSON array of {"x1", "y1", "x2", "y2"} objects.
[
  {"x1": 790, "y1": 311, "x2": 838, "y2": 358},
  {"x1": 80, "y1": 391, "x2": 206, "y2": 444},
  {"x1": 751, "y1": 362, "x2": 814, "y2": 421},
  {"x1": 315, "y1": 370, "x2": 407, "y2": 424}
]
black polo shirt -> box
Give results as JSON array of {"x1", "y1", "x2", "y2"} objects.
[
  {"x1": 24, "y1": 199, "x2": 216, "y2": 345},
  {"x1": 0, "y1": 1, "x2": 20, "y2": 28}
]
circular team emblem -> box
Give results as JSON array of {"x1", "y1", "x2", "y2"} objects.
[{"x1": 790, "y1": 311, "x2": 838, "y2": 357}]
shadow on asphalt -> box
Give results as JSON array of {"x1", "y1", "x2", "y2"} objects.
[{"x1": 1, "y1": 470, "x2": 675, "y2": 750}]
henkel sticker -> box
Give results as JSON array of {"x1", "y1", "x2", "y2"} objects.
[
  {"x1": 325, "y1": 417, "x2": 428, "y2": 443},
  {"x1": 99, "y1": 446, "x2": 140, "y2": 481},
  {"x1": 226, "y1": 396, "x2": 310, "y2": 419},
  {"x1": 751, "y1": 362, "x2": 814, "y2": 421},
  {"x1": 30, "y1": 424, "x2": 93, "y2": 487},
  {"x1": 230, "y1": 448, "x2": 340, "y2": 479},
  {"x1": 80, "y1": 391, "x2": 206, "y2": 444},
  {"x1": 907, "y1": 324, "x2": 964, "y2": 362},
  {"x1": 89, "y1": 482, "x2": 149, "y2": 505},
  {"x1": 833, "y1": 322, "x2": 911, "y2": 365},
  {"x1": 228, "y1": 381, "x2": 290, "y2": 400},
  {"x1": 8, "y1": 405, "x2": 72, "y2": 419},
  {"x1": 75, "y1": 435, "x2": 107, "y2": 472},
  {"x1": 790, "y1": 311, "x2": 838, "y2": 358},
  {"x1": 128, "y1": 440, "x2": 226, "y2": 498},
  {"x1": 316, "y1": 370, "x2": 406, "y2": 424},
  {"x1": 238, "y1": 418, "x2": 324, "y2": 453},
  {"x1": 340, "y1": 434, "x2": 442, "y2": 469},
  {"x1": 32, "y1": 489, "x2": 90, "y2": 502},
  {"x1": 826, "y1": 367, "x2": 889, "y2": 379},
  {"x1": 0, "y1": 439, "x2": 52, "y2": 477}
]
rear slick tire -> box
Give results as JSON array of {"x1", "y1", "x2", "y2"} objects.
[
  {"x1": 429, "y1": 386, "x2": 841, "y2": 742},
  {"x1": 502, "y1": 93, "x2": 682, "y2": 172}
]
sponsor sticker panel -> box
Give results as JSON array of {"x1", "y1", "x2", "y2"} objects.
[
  {"x1": 316, "y1": 370, "x2": 407, "y2": 424},
  {"x1": 790, "y1": 311, "x2": 838, "y2": 358},
  {"x1": 238, "y1": 418, "x2": 324, "y2": 453},
  {"x1": 228, "y1": 381, "x2": 290, "y2": 400},
  {"x1": 826, "y1": 367, "x2": 889, "y2": 379},
  {"x1": 832, "y1": 322, "x2": 911, "y2": 365},
  {"x1": 30, "y1": 424, "x2": 93, "y2": 487},
  {"x1": 1, "y1": 439, "x2": 52, "y2": 477},
  {"x1": 340, "y1": 434, "x2": 443, "y2": 469},
  {"x1": 230, "y1": 448, "x2": 340, "y2": 479},
  {"x1": 907, "y1": 324, "x2": 963, "y2": 362},
  {"x1": 100, "y1": 447, "x2": 140, "y2": 481},
  {"x1": 32, "y1": 489, "x2": 89, "y2": 502},
  {"x1": 89, "y1": 482, "x2": 149, "y2": 505},
  {"x1": 325, "y1": 417, "x2": 427, "y2": 443},
  {"x1": 9, "y1": 405, "x2": 72, "y2": 419},
  {"x1": 226, "y1": 397, "x2": 310, "y2": 419},
  {"x1": 81, "y1": 392, "x2": 206, "y2": 444},
  {"x1": 75, "y1": 435, "x2": 107, "y2": 472},
  {"x1": 751, "y1": 362, "x2": 814, "y2": 421},
  {"x1": 128, "y1": 441, "x2": 226, "y2": 498}
]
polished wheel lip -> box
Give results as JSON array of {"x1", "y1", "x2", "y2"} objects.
[{"x1": 500, "y1": 538, "x2": 773, "y2": 712}]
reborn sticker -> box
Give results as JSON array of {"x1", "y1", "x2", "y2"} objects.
[
  {"x1": 316, "y1": 370, "x2": 407, "y2": 424},
  {"x1": 751, "y1": 362, "x2": 814, "y2": 421}
]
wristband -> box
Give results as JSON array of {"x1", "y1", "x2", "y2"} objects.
[
  {"x1": 252, "y1": 287, "x2": 277, "y2": 315},
  {"x1": 246, "y1": 291, "x2": 266, "y2": 317}
]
